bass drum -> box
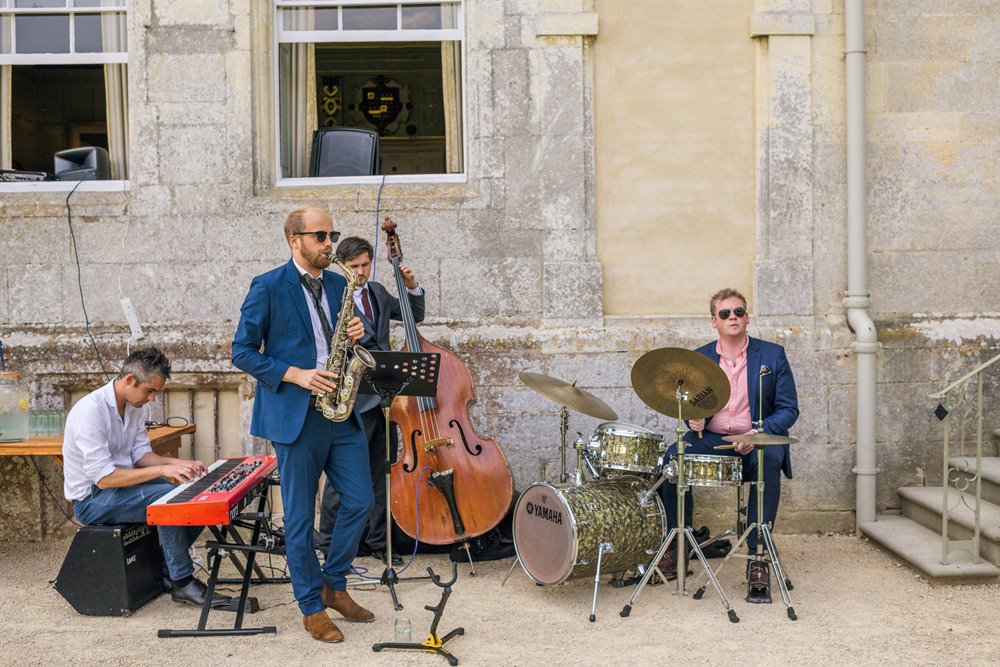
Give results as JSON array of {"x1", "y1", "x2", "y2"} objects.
[{"x1": 512, "y1": 476, "x2": 665, "y2": 586}]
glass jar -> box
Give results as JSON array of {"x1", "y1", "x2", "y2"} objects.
[{"x1": 0, "y1": 372, "x2": 30, "y2": 442}]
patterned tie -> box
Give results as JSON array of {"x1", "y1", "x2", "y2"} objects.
[
  {"x1": 360, "y1": 286, "x2": 374, "y2": 322},
  {"x1": 300, "y1": 273, "x2": 334, "y2": 347}
]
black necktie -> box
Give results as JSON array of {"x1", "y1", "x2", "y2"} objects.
[{"x1": 300, "y1": 273, "x2": 334, "y2": 348}]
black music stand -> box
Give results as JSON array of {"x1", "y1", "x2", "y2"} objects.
[{"x1": 350, "y1": 350, "x2": 440, "y2": 610}]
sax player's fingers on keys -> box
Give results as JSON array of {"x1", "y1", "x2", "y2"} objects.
[{"x1": 346, "y1": 316, "x2": 364, "y2": 342}]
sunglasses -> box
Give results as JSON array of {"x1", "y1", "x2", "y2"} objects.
[
  {"x1": 716, "y1": 307, "x2": 747, "y2": 319},
  {"x1": 293, "y1": 231, "x2": 340, "y2": 244}
]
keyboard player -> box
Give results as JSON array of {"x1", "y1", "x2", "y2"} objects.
[{"x1": 62, "y1": 347, "x2": 231, "y2": 609}]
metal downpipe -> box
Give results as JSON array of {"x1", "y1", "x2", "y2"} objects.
[{"x1": 845, "y1": 0, "x2": 880, "y2": 530}]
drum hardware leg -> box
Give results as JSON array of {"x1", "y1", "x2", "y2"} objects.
[
  {"x1": 501, "y1": 556, "x2": 523, "y2": 587},
  {"x1": 589, "y1": 542, "x2": 613, "y2": 622},
  {"x1": 559, "y1": 406, "x2": 570, "y2": 484},
  {"x1": 372, "y1": 562, "x2": 465, "y2": 666},
  {"x1": 574, "y1": 434, "x2": 588, "y2": 486}
]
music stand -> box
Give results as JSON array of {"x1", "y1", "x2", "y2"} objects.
[{"x1": 348, "y1": 350, "x2": 440, "y2": 610}]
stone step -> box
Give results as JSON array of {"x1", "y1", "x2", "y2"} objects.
[
  {"x1": 859, "y1": 515, "x2": 999, "y2": 584},
  {"x1": 898, "y1": 485, "x2": 1000, "y2": 565},
  {"x1": 949, "y1": 456, "x2": 1000, "y2": 506}
]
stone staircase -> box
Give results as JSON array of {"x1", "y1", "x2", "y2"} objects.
[{"x1": 859, "y1": 456, "x2": 1000, "y2": 584}]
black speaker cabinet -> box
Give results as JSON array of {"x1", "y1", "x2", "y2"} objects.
[
  {"x1": 55, "y1": 523, "x2": 163, "y2": 616},
  {"x1": 309, "y1": 127, "x2": 380, "y2": 177},
  {"x1": 53, "y1": 146, "x2": 111, "y2": 181}
]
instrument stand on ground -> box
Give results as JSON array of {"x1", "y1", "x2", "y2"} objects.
[
  {"x1": 696, "y1": 441, "x2": 797, "y2": 620},
  {"x1": 373, "y1": 562, "x2": 465, "y2": 665},
  {"x1": 347, "y1": 351, "x2": 439, "y2": 610},
  {"x1": 158, "y1": 476, "x2": 281, "y2": 638},
  {"x1": 619, "y1": 398, "x2": 738, "y2": 623}
]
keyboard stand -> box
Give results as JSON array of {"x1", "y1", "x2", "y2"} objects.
[{"x1": 158, "y1": 476, "x2": 281, "y2": 638}]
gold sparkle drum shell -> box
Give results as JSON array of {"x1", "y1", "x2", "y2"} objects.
[
  {"x1": 590, "y1": 421, "x2": 666, "y2": 476},
  {"x1": 512, "y1": 476, "x2": 666, "y2": 586},
  {"x1": 662, "y1": 453, "x2": 742, "y2": 488}
]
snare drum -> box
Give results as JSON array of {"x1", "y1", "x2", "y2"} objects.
[
  {"x1": 590, "y1": 421, "x2": 666, "y2": 476},
  {"x1": 512, "y1": 476, "x2": 666, "y2": 585},
  {"x1": 662, "y1": 453, "x2": 742, "y2": 488}
]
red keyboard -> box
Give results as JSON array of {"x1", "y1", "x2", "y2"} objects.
[{"x1": 146, "y1": 455, "x2": 277, "y2": 526}]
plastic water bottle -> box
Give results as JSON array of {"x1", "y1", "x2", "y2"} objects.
[{"x1": 394, "y1": 616, "x2": 412, "y2": 643}]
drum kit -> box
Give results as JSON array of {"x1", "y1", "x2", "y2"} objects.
[{"x1": 507, "y1": 349, "x2": 799, "y2": 624}]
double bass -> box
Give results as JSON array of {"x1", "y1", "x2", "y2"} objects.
[{"x1": 382, "y1": 219, "x2": 514, "y2": 545}]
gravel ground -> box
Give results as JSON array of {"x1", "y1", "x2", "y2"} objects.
[{"x1": 1, "y1": 532, "x2": 998, "y2": 666}]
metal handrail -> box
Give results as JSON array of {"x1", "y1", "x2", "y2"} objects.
[{"x1": 929, "y1": 352, "x2": 1000, "y2": 564}]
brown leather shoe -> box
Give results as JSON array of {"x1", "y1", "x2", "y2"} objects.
[
  {"x1": 303, "y1": 610, "x2": 344, "y2": 643},
  {"x1": 322, "y1": 584, "x2": 375, "y2": 623}
]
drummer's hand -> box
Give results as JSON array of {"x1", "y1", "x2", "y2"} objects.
[
  {"x1": 688, "y1": 418, "x2": 705, "y2": 436},
  {"x1": 735, "y1": 432, "x2": 756, "y2": 456}
]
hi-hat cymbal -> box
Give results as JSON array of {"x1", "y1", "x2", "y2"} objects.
[
  {"x1": 715, "y1": 433, "x2": 800, "y2": 449},
  {"x1": 630, "y1": 348, "x2": 730, "y2": 419},
  {"x1": 518, "y1": 372, "x2": 619, "y2": 421}
]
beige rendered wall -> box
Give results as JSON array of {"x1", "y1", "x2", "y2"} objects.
[{"x1": 595, "y1": 0, "x2": 755, "y2": 316}]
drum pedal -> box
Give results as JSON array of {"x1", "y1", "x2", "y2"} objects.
[{"x1": 746, "y1": 562, "x2": 772, "y2": 604}]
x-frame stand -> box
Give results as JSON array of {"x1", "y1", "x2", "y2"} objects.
[
  {"x1": 693, "y1": 443, "x2": 797, "y2": 620},
  {"x1": 346, "y1": 350, "x2": 439, "y2": 610},
  {"x1": 620, "y1": 385, "x2": 739, "y2": 623},
  {"x1": 158, "y1": 476, "x2": 281, "y2": 638}
]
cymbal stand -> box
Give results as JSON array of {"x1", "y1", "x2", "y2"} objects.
[
  {"x1": 620, "y1": 382, "x2": 738, "y2": 623},
  {"x1": 559, "y1": 406, "x2": 570, "y2": 484},
  {"x1": 691, "y1": 443, "x2": 796, "y2": 620}
]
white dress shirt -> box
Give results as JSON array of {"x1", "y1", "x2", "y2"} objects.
[
  {"x1": 293, "y1": 259, "x2": 334, "y2": 369},
  {"x1": 62, "y1": 379, "x2": 152, "y2": 501}
]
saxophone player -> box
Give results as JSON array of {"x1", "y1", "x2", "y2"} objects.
[{"x1": 232, "y1": 206, "x2": 376, "y2": 644}]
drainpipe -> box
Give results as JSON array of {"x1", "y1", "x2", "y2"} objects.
[{"x1": 844, "y1": 0, "x2": 880, "y2": 530}]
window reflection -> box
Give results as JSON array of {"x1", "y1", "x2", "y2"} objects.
[
  {"x1": 74, "y1": 14, "x2": 101, "y2": 52},
  {"x1": 16, "y1": 15, "x2": 70, "y2": 54},
  {"x1": 343, "y1": 6, "x2": 396, "y2": 31}
]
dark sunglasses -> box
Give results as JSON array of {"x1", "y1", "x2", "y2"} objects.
[
  {"x1": 293, "y1": 231, "x2": 340, "y2": 244},
  {"x1": 716, "y1": 307, "x2": 747, "y2": 319}
]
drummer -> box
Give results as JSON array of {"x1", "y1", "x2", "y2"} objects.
[{"x1": 659, "y1": 288, "x2": 798, "y2": 584}]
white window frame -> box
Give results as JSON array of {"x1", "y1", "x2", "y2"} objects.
[
  {"x1": 273, "y1": 0, "x2": 467, "y2": 186},
  {"x1": 0, "y1": 0, "x2": 128, "y2": 192}
]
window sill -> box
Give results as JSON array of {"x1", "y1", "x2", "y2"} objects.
[
  {"x1": 276, "y1": 174, "x2": 466, "y2": 187},
  {"x1": 0, "y1": 180, "x2": 129, "y2": 193}
]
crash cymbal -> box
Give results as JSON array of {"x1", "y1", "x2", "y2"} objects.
[
  {"x1": 519, "y1": 372, "x2": 619, "y2": 421},
  {"x1": 630, "y1": 348, "x2": 730, "y2": 419},
  {"x1": 715, "y1": 433, "x2": 800, "y2": 449}
]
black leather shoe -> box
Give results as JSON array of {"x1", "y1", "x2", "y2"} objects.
[
  {"x1": 162, "y1": 577, "x2": 173, "y2": 593},
  {"x1": 371, "y1": 550, "x2": 403, "y2": 566},
  {"x1": 171, "y1": 578, "x2": 231, "y2": 608}
]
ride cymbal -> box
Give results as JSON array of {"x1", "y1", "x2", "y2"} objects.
[
  {"x1": 518, "y1": 372, "x2": 619, "y2": 421},
  {"x1": 630, "y1": 348, "x2": 730, "y2": 420}
]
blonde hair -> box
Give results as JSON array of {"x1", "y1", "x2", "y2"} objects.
[{"x1": 709, "y1": 288, "x2": 747, "y2": 316}]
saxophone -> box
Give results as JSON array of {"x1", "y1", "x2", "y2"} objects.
[{"x1": 315, "y1": 256, "x2": 376, "y2": 422}]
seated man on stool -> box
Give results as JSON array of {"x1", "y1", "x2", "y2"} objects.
[
  {"x1": 658, "y1": 288, "x2": 798, "y2": 589},
  {"x1": 62, "y1": 347, "x2": 230, "y2": 609}
]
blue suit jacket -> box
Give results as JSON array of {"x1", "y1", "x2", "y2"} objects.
[
  {"x1": 684, "y1": 336, "x2": 799, "y2": 479},
  {"x1": 232, "y1": 259, "x2": 363, "y2": 444}
]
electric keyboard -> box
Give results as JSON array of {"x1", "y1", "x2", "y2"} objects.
[{"x1": 146, "y1": 455, "x2": 277, "y2": 526}]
